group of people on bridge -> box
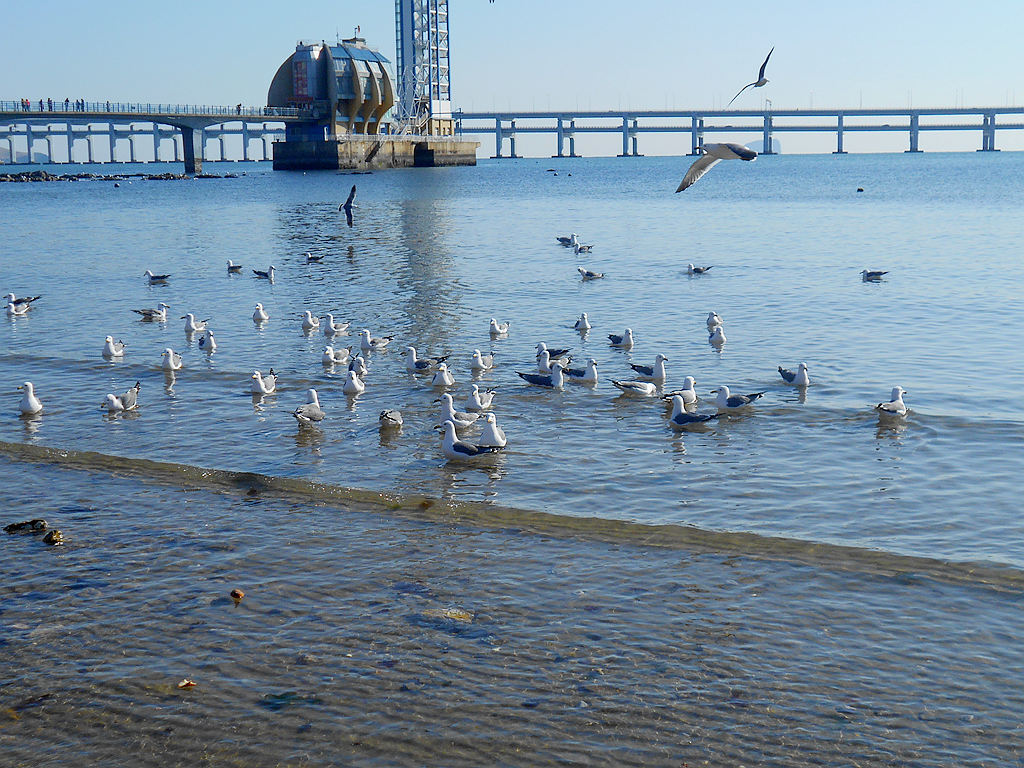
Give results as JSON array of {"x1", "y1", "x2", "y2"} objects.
[{"x1": 18, "y1": 98, "x2": 93, "y2": 113}]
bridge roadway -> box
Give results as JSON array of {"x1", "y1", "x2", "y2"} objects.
[
  {"x1": 455, "y1": 106, "x2": 1024, "y2": 157},
  {"x1": 0, "y1": 101, "x2": 310, "y2": 172}
]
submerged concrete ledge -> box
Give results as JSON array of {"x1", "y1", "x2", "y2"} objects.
[{"x1": 272, "y1": 136, "x2": 479, "y2": 171}]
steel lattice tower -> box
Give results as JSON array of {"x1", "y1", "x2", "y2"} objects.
[{"x1": 395, "y1": 0, "x2": 451, "y2": 133}]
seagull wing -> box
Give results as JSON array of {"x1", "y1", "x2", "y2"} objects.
[
  {"x1": 758, "y1": 47, "x2": 774, "y2": 80},
  {"x1": 726, "y1": 82, "x2": 756, "y2": 108},
  {"x1": 675, "y1": 154, "x2": 722, "y2": 192}
]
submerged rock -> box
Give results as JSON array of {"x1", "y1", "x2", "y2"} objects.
[
  {"x1": 4, "y1": 519, "x2": 47, "y2": 534},
  {"x1": 42, "y1": 530, "x2": 63, "y2": 546}
]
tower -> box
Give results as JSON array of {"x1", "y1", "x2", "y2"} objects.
[{"x1": 395, "y1": 0, "x2": 454, "y2": 135}]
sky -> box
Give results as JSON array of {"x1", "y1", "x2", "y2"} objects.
[{"x1": 3, "y1": 0, "x2": 1024, "y2": 155}]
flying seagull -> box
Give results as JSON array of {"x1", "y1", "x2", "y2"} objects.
[
  {"x1": 676, "y1": 143, "x2": 757, "y2": 192},
  {"x1": 727, "y1": 47, "x2": 774, "y2": 107},
  {"x1": 340, "y1": 185, "x2": 356, "y2": 227}
]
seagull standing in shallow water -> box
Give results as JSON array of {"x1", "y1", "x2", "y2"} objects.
[
  {"x1": 676, "y1": 143, "x2": 757, "y2": 193},
  {"x1": 477, "y1": 413, "x2": 507, "y2": 448},
  {"x1": 727, "y1": 47, "x2": 774, "y2": 107}
]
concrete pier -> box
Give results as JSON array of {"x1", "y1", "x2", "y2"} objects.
[{"x1": 272, "y1": 135, "x2": 478, "y2": 170}]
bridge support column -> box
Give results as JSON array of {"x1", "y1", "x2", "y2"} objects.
[
  {"x1": 508, "y1": 120, "x2": 519, "y2": 158},
  {"x1": 153, "y1": 125, "x2": 160, "y2": 161},
  {"x1": 25, "y1": 125, "x2": 35, "y2": 164},
  {"x1": 492, "y1": 118, "x2": 503, "y2": 158},
  {"x1": 762, "y1": 114, "x2": 775, "y2": 154},
  {"x1": 690, "y1": 117, "x2": 704, "y2": 155},
  {"x1": 978, "y1": 113, "x2": 998, "y2": 151},
  {"x1": 618, "y1": 116, "x2": 629, "y2": 157},
  {"x1": 834, "y1": 114, "x2": 847, "y2": 154},
  {"x1": 262, "y1": 134, "x2": 271, "y2": 161},
  {"x1": 45, "y1": 134, "x2": 55, "y2": 164},
  {"x1": 554, "y1": 117, "x2": 564, "y2": 158},
  {"x1": 631, "y1": 119, "x2": 642, "y2": 156},
  {"x1": 86, "y1": 127, "x2": 95, "y2": 163},
  {"x1": 128, "y1": 131, "x2": 138, "y2": 163},
  {"x1": 173, "y1": 133, "x2": 181, "y2": 162},
  {"x1": 906, "y1": 113, "x2": 922, "y2": 153},
  {"x1": 181, "y1": 125, "x2": 203, "y2": 174},
  {"x1": 242, "y1": 124, "x2": 250, "y2": 161},
  {"x1": 66, "y1": 123, "x2": 74, "y2": 163},
  {"x1": 108, "y1": 125, "x2": 116, "y2": 163}
]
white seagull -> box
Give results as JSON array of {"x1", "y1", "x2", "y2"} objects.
[
  {"x1": 706, "y1": 311, "x2": 723, "y2": 330},
  {"x1": 727, "y1": 47, "x2": 774, "y2": 107},
  {"x1": 343, "y1": 370, "x2": 365, "y2": 395},
  {"x1": 292, "y1": 389, "x2": 325, "y2": 423},
  {"x1": 181, "y1": 313, "x2": 207, "y2": 333},
  {"x1": 7, "y1": 301, "x2": 30, "y2": 318},
  {"x1": 675, "y1": 143, "x2": 757, "y2": 193},
  {"x1": 875, "y1": 386, "x2": 908, "y2": 417},
  {"x1": 144, "y1": 269, "x2": 171, "y2": 284},
  {"x1": 132, "y1": 302, "x2": 170, "y2": 321},
  {"x1": 709, "y1": 326, "x2": 727, "y2": 346},
  {"x1": 439, "y1": 420, "x2": 503, "y2": 461},
  {"x1": 574, "y1": 313, "x2": 592, "y2": 332},
  {"x1": 323, "y1": 314, "x2": 350, "y2": 337},
  {"x1": 431, "y1": 363, "x2": 456, "y2": 387},
  {"x1": 663, "y1": 376, "x2": 699, "y2": 406},
  {"x1": 360, "y1": 329, "x2": 393, "y2": 352},
  {"x1": 438, "y1": 392, "x2": 479, "y2": 429},
  {"x1": 199, "y1": 330, "x2": 217, "y2": 352},
  {"x1": 251, "y1": 369, "x2": 277, "y2": 395},
  {"x1": 301, "y1": 311, "x2": 320, "y2": 331},
  {"x1": 714, "y1": 386, "x2": 765, "y2": 410},
  {"x1": 161, "y1": 348, "x2": 183, "y2": 371},
  {"x1": 612, "y1": 379, "x2": 658, "y2": 397},
  {"x1": 406, "y1": 346, "x2": 448, "y2": 374},
  {"x1": 608, "y1": 328, "x2": 634, "y2": 348},
  {"x1": 477, "y1": 413, "x2": 507, "y2": 448},
  {"x1": 779, "y1": 362, "x2": 810, "y2": 387},
  {"x1": 470, "y1": 349, "x2": 494, "y2": 372},
  {"x1": 630, "y1": 353, "x2": 668, "y2": 381},
  {"x1": 102, "y1": 381, "x2": 140, "y2": 413},
  {"x1": 17, "y1": 382, "x2": 42, "y2": 415},
  {"x1": 517, "y1": 362, "x2": 565, "y2": 389},
  {"x1": 322, "y1": 345, "x2": 350, "y2": 366},
  {"x1": 102, "y1": 336, "x2": 127, "y2": 358},
  {"x1": 465, "y1": 384, "x2": 495, "y2": 411},
  {"x1": 348, "y1": 355, "x2": 368, "y2": 378},
  {"x1": 563, "y1": 358, "x2": 599, "y2": 385},
  {"x1": 253, "y1": 303, "x2": 269, "y2": 323},
  {"x1": 489, "y1": 318, "x2": 510, "y2": 336},
  {"x1": 668, "y1": 395, "x2": 719, "y2": 428}
]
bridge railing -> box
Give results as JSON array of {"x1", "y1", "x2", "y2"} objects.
[{"x1": 0, "y1": 100, "x2": 306, "y2": 118}]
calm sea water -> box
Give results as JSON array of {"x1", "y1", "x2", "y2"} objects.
[{"x1": 2, "y1": 154, "x2": 1024, "y2": 764}]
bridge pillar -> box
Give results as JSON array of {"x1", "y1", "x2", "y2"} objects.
[
  {"x1": 242, "y1": 124, "x2": 250, "y2": 161},
  {"x1": 906, "y1": 113, "x2": 922, "y2": 153},
  {"x1": 108, "y1": 125, "x2": 116, "y2": 163},
  {"x1": 568, "y1": 119, "x2": 579, "y2": 157},
  {"x1": 492, "y1": 118, "x2": 503, "y2": 158},
  {"x1": 508, "y1": 120, "x2": 519, "y2": 158},
  {"x1": 25, "y1": 125, "x2": 35, "y2": 164},
  {"x1": 761, "y1": 114, "x2": 775, "y2": 155},
  {"x1": 152, "y1": 126, "x2": 160, "y2": 162},
  {"x1": 128, "y1": 130, "x2": 138, "y2": 163},
  {"x1": 690, "y1": 117, "x2": 704, "y2": 155},
  {"x1": 45, "y1": 134, "x2": 55, "y2": 164},
  {"x1": 618, "y1": 116, "x2": 629, "y2": 157},
  {"x1": 181, "y1": 125, "x2": 203, "y2": 174},
  {"x1": 86, "y1": 127, "x2": 95, "y2": 163},
  {"x1": 631, "y1": 118, "x2": 642, "y2": 156},
  {"x1": 173, "y1": 133, "x2": 181, "y2": 162},
  {"x1": 834, "y1": 114, "x2": 847, "y2": 154},
  {"x1": 67, "y1": 122, "x2": 74, "y2": 163},
  {"x1": 978, "y1": 113, "x2": 998, "y2": 151},
  {"x1": 554, "y1": 116, "x2": 564, "y2": 158},
  {"x1": 262, "y1": 134, "x2": 271, "y2": 161}
]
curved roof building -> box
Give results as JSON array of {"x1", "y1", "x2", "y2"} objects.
[{"x1": 268, "y1": 38, "x2": 395, "y2": 135}]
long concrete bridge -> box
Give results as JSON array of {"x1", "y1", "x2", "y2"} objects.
[
  {"x1": 0, "y1": 100, "x2": 313, "y2": 172},
  {"x1": 455, "y1": 106, "x2": 1024, "y2": 158}
]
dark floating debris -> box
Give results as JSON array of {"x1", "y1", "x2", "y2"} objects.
[
  {"x1": 4, "y1": 519, "x2": 47, "y2": 534},
  {"x1": 230, "y1": 588, "x2": 245, "y2": 603}
]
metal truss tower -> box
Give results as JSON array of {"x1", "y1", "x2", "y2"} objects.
[{"x1": 395, "y1": 0, "x2": 452, "y2": 133}]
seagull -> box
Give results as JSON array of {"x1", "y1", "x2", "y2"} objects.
[
  {"x1": 573, "y1": 242, "x2": 594, "y2": 254},
  {"x1": 292, "y1": 388, "x2": 325, "y2": 423},
  {"x1": 301, "y1": 311, "x2": 320, "y2": 331},
  {"x1": 253, "y1": 303, "x2": 269, "y2": 323},
  {"x1": 406, "y1": 346, "x2": 448, "y2": 374},
  {"x1": 7, "y1": 301, "x2": 30, "y2": 318},
  {"x1": 305, "y1": 252, "x2": 325, "y2": 263},
  {"x1": 160, "y1": 348, "x2": 183, "y2": 371},
  {"x1": 709, "y1": 326, "x2": 727, "y2": 346},
  {"x1": 342, "y1": 370, "x2": 365, "y2": 395},
  {"x1": 132, "y1": 302, "x2": 170, "y2": 321},
  {"x1": 536, "y1": 349, "x2": 568, "y2": 374},
  {"x1": 517, "y1": 362, "x2": 565, "y2": 389},
  {"x1": 630, "y1": 353, "x2": 669, "y2": 381},
  {"x1": 578, "y1": 266, "x2": 604, "y2": 280},
  {"x1": 102, "y1": 381, "x2": 140, "y2": 413},
  {"x1": 608, "y1": 328, "x2": 634, "y2": 348},
  {"x1": 574, "y1": 313, "x2": 592, "y2": 332},
  {"x1": 612, "y1": 379, "x2": 658, "y2": 397},
  {"x1": 431, "y1": 363, "x2": 456, "y2": 387},
  {"x1": 477, "y1": 413, "x2": 507, "y2": 448},
  {"x1": 663, "y1": 376, "x2": 699, "y2": 405},
  {"x1": 564, "y1": 358, "x2": 599, "y2": 384},
  {"x1": 536, "y1": 342, "x2": 571, "y2": 361},
  {"x1": 437, "y1": 392, "x2": 479, "y2": 428},
  {"x1": 181, "y1": 313, "x2": 207, "y2": 333},
  {"x1": 862, "y1": 270, "x2": 889, "y2": 282},
  {"x1": 359, "y1": 328, "x2": 393, "y2": 352},
  {"x1": 144, "y1": 269, "x2": 170, "y2": 284},
  {"x1": 379, "y1": 409, "x2": 403, "y2": 428},
  {"x1": 713, "y1": 386, "x2": 765, "y2": 410},
  {"x1": 465, "y1": 384, "x2": 495, "y2": 411},
  {"x1": 875, "y1": 386, "x2": 908, "y2": 417},
  {"x1": 727, "y1": 46, "x2": 774, "y2": 107},
  {"x1": 227, "y1": 259, "x2": 243, "y2": 273},
  {"x1": 251, "y1": 369, "x2": 277, "y2": 395},
  {"x1": 555, "y1": 233, "x2": 578, "y2": 247},
  {"x1": 675, "y1": 143, "x2": 757, "y2": 193},
  {"x1": 17, "y1": 382, "x2": 42, "y2": 415},
  {"x1": 253, "y1": 265, "x2": 276, "y2": 280},
  {"x1": 198, "y1": 330, "x2": 217, "y2": 352},
  {"x1": 688, "y1": 264, "x2": 713, "y2": 275},
  {"x1": 668, "y1": 395, "x2": 719, "y2": 428},
  {"x1": 340, "y1": 184, "x2": 356, "y2": 227},
  {"x1": 6, "y1": 293, "x2": 40, "y2": 309},
  {"x1": 779, "y1": 362, "x2": 810, "y2": 387},
  {"x1": 322, "y1": 345, "x2": 350, "y2": 366},
  {"x1": 470, "y1": 349, "x2": 494, "y2": 372},
  {"x1": 489, "y1": 318, "x2": 510, "y2": 336},
  {"x1": 439, "y1": 420, "x2": 503, "y2": 461},
  {"x1": 348, "y1": 355, "x2": 368, "y2": 378},
  {"x1": 102, "y1": 336, "x2": 127, "y2": 358},
  {"x1": 323, "y1": 314, "x2": 350, "y2": 337},
  {"x1": 706, "y1": 312, "x2": 723, "y2": 330}
]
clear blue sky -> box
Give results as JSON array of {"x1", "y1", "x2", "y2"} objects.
[{"x1": 4, "y1": 0, "x2": 1023, "y2": 154}]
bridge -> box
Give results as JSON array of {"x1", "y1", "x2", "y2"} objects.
[
  {"x1": 0, "y1": 100, "x2": 313, "y2": 172},
  {"x1": 455, "y1": 106, "x2": 1024, "y2": 157}
]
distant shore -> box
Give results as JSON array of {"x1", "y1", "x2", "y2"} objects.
[{"x1": 0, "y1": 169, "x2": 236, "y2": 182}]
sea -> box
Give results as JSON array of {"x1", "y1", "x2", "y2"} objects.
[{"x1": 2, "y1": 153, "x2": 1023, "y2": 766}]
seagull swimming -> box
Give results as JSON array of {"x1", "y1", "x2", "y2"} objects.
[
  {"x1": 360, "y1": 329, "x2": 393, "y2": 352},
  {"x1": 709, "y1": 326, "x2": 727, "y2": 346},
  {"x1": 608, "y1": 328, "x2": 634, "y2": 348},
  {"x1": 198, "y1": 330, "x2": 217, "y2": 352},
  {"x1": 253, "y1": 303, "x2": 269, "y2": 323},
  {"x1": 438, "y1": 392, "x2": 479, "y2": 428},
  {"x1": 555, "y1": 233, "x2": 578, "y2": 247},
  {"x1": 439, "y1": 420, "x2": 503, "y2": 461},
  {"x1": 536, "y1": 342, "x2": 571, "y2": 362},
  {"x1": 489, "y1": 318, "x2": 510, "y2": 336},
  {"x1": 6, "y1": 301, "x2": 29, "y2": 318},
  {"x1": 292, "y1": 388, "x2": 325, "y2": 423},
  {"x1": 323, "y1": 314, "x2": 350, "y2": 337},
  {"x1": 301, "y1": 311, "x2": 320, "y2": 331},
  {"x1": 406, "y1": 346, "x2": 449, "y2": 374},
  {"x1": 343, "y1": 370, "x2": 365, "y2": 395},
  {"x1": 132, "y1": 303, "x2": 170, "y2": 322},
  {"x1": 470, "y1": 349, "x2": 494, "y2": 372},
  {"x1": 160, "y1": 348, "x2": 183, "y2": 371},
  {"x1": 668, "y1": 395, "x2": 719, "y2": 428},
  {"x1": 706, "y1": 311, "x2": 723, "y2": 330},
  {"x1": 17, "y1": 382, "x2": 42, "y2": 415},
  {"x1": 862, "y1": 270, "x2": 889, "y2": 282},
  {"x1": 573, "y1": 242, "x2": 594, "y2": 254},
  {"x1": 348, "y1": 355, "x2": 368, "y2": 378},
  {"x1": 379, "y1": 409, "x2": 403, "y2": 428},
  {"x1": 251, "y1": 369, "x2": 277, "y2": 395},
  {"x1": 144, "y1": 269, "x2": 171, "y2": 284},
  {"x1": 779, "y1": 362, "x2": 810, "y2": 387},
  {"x1": 465, "y1": 384, "x2": 496, "y2": 412},
  {"x1": 227, "y1": 259, "x2": 243, "y2": 273},
  {"x1": 676, "y1": 143, "x2": 757, "y2": 193},
  {"x1": 182, "y1": 313, "x2": 207, "y2": 333},
  {"x1": 688, "y1": 263, "x2": 713, "y2": 275},
  {"x1": 727, "y1": 46, "x2": 774, "y2": 107},
  {"x1": 537, "y1": 349, "x2": 569, "y2": 374},
  {"x1": 663, "y1": 376, "x2": 699, "y2": 405},
  {"x1": 253, "y1": 265, "x2": 276, "y2": 280},
  {"x1": 102, "y1": 336, "x2": 127, "y2": 358},
  {"x1": 563, "y1": 358, "x2": 599, "y2": 384},
  {"x1": 714, "y1": 386, "x2": 765, "y2": 410},
  {"x1": 431, "y1": 363, "x2": 456, "y2": 387},
  {"x1": 102, "y1": 381, "x2": 140, "y2": 413},
  {"x1": 305, "y1": 252, "x2": 325, "y2": 263},
  {"x1": 322, "y1": 345, "x2": 350, "y2": 366},
  {"x1": 6, "y1": 293, "x2": 41, "y2": 309},
  {"x1": 630, "y1": 353, "x2": 669, "y2": 381},
  {"x1": 574, "y1": 313, "x2": 592, "y2": 332},
  {"x1": 477, "y1": 413, "x2": 507, "y2": 448},
  {"x1": 517, "y1": 362, "x2": 565, "y2": 389},
  {"x1": 875, "y1": 386, "x2": 908, "y2": 417},
  {"x1": 578, "y1": 266, "x2": 604, "y2": 280},
  {"x1": 612, "y1": 379, "x2": 658, "y2": 397}
]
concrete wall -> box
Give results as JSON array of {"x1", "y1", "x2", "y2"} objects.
[{"x1": 273, "y1": 137, "x2": 478, "y2": 170}]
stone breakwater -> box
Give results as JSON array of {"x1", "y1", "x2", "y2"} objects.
[{"x1": 0, "y1": 169, "x2": 236, "y2": 182}]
